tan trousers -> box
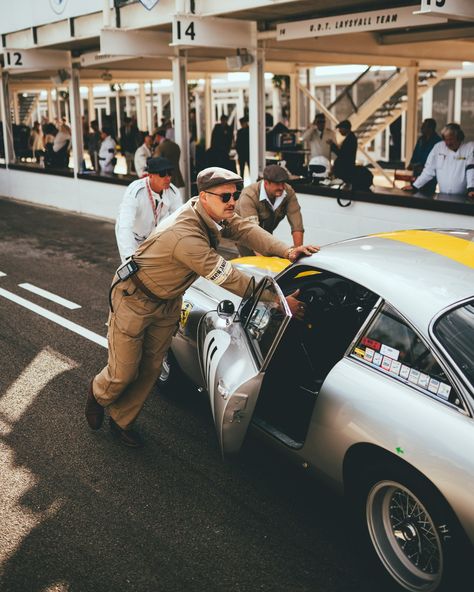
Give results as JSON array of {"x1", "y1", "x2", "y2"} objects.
[{"x1": 93, "y1": 279, "x2": 181, "y2": 429}]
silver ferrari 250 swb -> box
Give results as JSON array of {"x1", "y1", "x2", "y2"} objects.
[{"x1": 159, "y1": 228, "x2": 474, "y2": 592}]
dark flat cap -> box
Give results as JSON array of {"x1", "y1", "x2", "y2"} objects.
[
  {"x1": 336, "y1": 119, "x2": 352, "y2": 130},
  {"x1": 263, "y1": 164, "x2": 290, "y2": 183},
  {"x1": 197, "y1": 167, "x2": 242, "y2": 192},
  {"x1": 146, "y1": 156, "x2": 173, "y2": 174}
]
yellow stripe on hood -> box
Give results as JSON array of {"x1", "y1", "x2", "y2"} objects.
[{"x1": 375, "y1": 230, "x2": 474, "y2": 269}]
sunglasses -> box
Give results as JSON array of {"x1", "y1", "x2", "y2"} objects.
[
  {"x1": 206, "y1": 190, "x2": 241, "y2": 203},
  {"x1": 155, "y1": 169, "x2": 173, "y2": 177}
]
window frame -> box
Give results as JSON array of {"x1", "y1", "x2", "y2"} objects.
[
  {"x1": 430, "y1": 296, "x2": 474, "y2": 405},
  {"x1": 346, "y1": 299, "x2": 470, "y2": 416}
]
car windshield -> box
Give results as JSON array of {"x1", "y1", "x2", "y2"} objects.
[{"x1": 434, "y1": 300, "x2": 474, "y2": 390}]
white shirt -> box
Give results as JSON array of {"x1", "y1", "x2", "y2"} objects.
[
  {"x1": 134, "y1": 144, "x2": 152, "y2": 177},
  {"x1": 414, "y1": 140, "x2": 474, "y2": 195},
  {"x1": 98, "y1": 135, "x2": 116, "y2": 173},
  {"x1": 53, "y1": 130, "x2": 71, "y2": 152},
  {"x1": 259, "y1": 180, "x2": 286, "y2": 211},
  {"x1": 115, "y1": 177, "x2": 183, "y2": 261},
  {"x1": 301, "y1": 126, "x2": 336, "y2": 160}
]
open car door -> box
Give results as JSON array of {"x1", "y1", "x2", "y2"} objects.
[{"x1": 197, "y1": 277, "x2": 292, "y2": 456}]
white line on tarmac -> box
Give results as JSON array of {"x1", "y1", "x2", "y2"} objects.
[
  {"x1": 0, "y1": 287, "x2": 107, "y2": 348},
  {"x1": 18, "y1": 282, "x2": 81, "y2": 309},
  {"x1": 0, "y1": 271, "x2": 6, "y2": 277}
]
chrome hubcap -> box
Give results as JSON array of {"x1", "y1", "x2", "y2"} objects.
[{"x1": 366, "y1": 480, "x2": 443, "y2": 592}]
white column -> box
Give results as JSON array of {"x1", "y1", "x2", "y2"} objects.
[
  {"x1": 88, "y1": 85, "x2": 95, "y2": 123},
  {"x1": 422, "y1": 88, "x2": 432, "y2": 120},
  {"x1": 47, "y1": 89, "x2": 54, "y2": 121},
  {"x1": 195, "y1": 90, "x2": 202, "y2": 142},
  {"x1": 157, "y1": 93, "x2": 163, "y2": 127},
  {"x1": 289, "y1": 69, "x2": 299, "y2": 130},
  {"x1": 12, "y1": 91, "x2": 20, "y2": 124},
  {"x1": 171, "y1": 51, "x2": 190, "y2": 196},
  {"x1": 138, "y1": 81, "x2": 147, "y2": 131},
  {"x1": 0, "y1": 72, "x2": 15, "y2": 163},
  {"x1": 249, "y1": 25, "x2": 265, "y2": 182},
  {"x1": 454, "y1": 77, "x2": 462, "y2": 123},
  {"x1": 148, "y1": 81, "x2": 154, "y2": 131},
  {"x1": 115, "y1": 90, "x2": 121, "y2": 136},
  {"x1": 404, "y1": 66, "x2": 418, "y2": 167},
  {"x1": 69, "y1": 65, "x2": 84, "y2": 174},
  {"x1": 204, "y1": 75, "x2": 212, "y2": 149},
  {"x1": 272, "y1": 85, "x2": 281, "y2": 127}
]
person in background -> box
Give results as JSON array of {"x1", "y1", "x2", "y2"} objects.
[
  {"x1": 329, "y1": 120, "x2": 357, "y2": 184},
  {"x1": 235, "y1": 116, "x2": 249, "y2": 177},
  {"x1": 98, "y1": 127, "x2": 116, "y2": 175},
  {"x1": 120, "y1": 116, "x2": 139, "y2": 175},
  {"x1": 407, "y1": 118, "x2": 442, "y2": 193},
  {"x1": 87, "y1": 120, "x2": 101, "y2": 172},
  {"x1": 115, "y1": 156, "x2": 182, "y2": 262},
  {"x1": 403, "y1": 123, "x2": 474, "y2": 197},
  {"x1": 29, "y1": 121, "x2": 44, "y2": 163},
  {"x1": 154, "y1": 131, "x2": 185, "y2": 189},
  {"x1": 211, "y1": 114, "x2": 233, "y2": 156},
  {"x1": 302, "y1": 113, "x2": 336, "y2": 161},
  {"x1": 134, "y1": 133, "x2": 154, "y2": 178},
  {"x1": 51, "y1": 123, "x2": 71, "y2": 168},
  {"x1": 235, "y1": 164, "x2": 304, "y2": 256},
  {"x1": 86, "y1": 166, "x2": 318, "y2": 448}
]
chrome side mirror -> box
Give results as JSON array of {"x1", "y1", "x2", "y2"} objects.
[{"x1": 217, "y1": 299, "x2": 235, "y2": 319}]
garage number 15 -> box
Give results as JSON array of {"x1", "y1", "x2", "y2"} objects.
[{"x1": 425, "y1": 0, "x2": 446, "y2": 6}]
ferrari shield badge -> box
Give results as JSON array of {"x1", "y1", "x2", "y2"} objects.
[
  {"x1": 139, "y1": 0, "x2": 160, "y2": 9},
  {"x1": 180, "y1": 301, "x2": 193, "y2": 330}
]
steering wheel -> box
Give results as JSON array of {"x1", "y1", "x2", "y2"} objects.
[{"x1": 298, "y1": 283, "x2": 338, "y2": 314}]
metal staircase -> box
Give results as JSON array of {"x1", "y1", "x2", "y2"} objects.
[
  {"x1": 11, "y1": 93, "x2": 40, "y2": 126},
  {"x1": 350, "y1": 69, "x2": 447, "y2": 147}
]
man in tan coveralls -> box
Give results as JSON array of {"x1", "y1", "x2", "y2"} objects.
[
  {"x1": 235, "y1": 164, "x2": 304, "y2": 256},
  {"x1": 85, "y1": 166, "x2": 319, "y2": 448}
]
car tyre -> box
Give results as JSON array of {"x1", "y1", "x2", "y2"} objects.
[{"x1": 353, "y1": 462, "x2": 470, "y2": 592}]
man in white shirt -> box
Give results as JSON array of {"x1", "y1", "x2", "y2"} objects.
[
  {"x1": 115, "y1": 156, "x2": 183, "y2": 262},
  {"x1": 98, "y1": 127, "x2": 116, "y2": 174},
  {"x1": 403, "y1": 123, "x2": 474, "y2": 197},
  {"x1": 134, "y1": 133, "x2": 153, "y2": 177},
  {"x1": 301, "y1": 113, "x2": 336, "y2": 161}
]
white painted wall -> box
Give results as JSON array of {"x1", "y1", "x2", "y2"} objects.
[
  {"x1": 0, "y1": 169, "x2": 472, "y2": 244},
  {"x1": 273, "y1": 191, "x2": 474, "y2": 246},
  {"x1": 0, "y1": 169, "x2": 123, "y2": 220}
]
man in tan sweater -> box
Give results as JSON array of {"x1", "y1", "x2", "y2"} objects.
[{"x1": 235, "y1": 164, "x2": 304, "y2": 256}]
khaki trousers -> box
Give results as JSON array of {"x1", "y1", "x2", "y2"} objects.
[{"x1": 93, "y1": 279, "x2": 181, "y2": 429}]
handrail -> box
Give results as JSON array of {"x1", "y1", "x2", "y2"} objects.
[
  {"x1": 298, "y1": 82, "x2": 395, "y2": 187},
  {"x1": 327, "y1": 66, "x2": 371, "y2": 112}
]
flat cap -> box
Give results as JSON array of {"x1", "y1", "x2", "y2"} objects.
[
  {"x1": 336, "y1": 119, "x2": 352, "y2": 130},
  {"x1": 197, "y1": 167, "x2": 242, "y2": 192},
  {"x1": 146, "y1": 156, "x2": 173, "y2": 174},
  {"x1": 263, "y1": 164, "x2": 290, "y2": 183}
]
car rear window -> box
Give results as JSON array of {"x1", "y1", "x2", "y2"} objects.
[
  {"x1": 434, "y1": 300, "x2": 474, "y2": 390},
  {"x1": 351, "y1": 303, "x2": 464, "y2": 409}
]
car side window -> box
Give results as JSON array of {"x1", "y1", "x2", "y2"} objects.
[{"x1": 350, "y1": 303, "x2": 463, "y2": 409}]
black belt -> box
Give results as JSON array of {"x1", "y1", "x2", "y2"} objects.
[{"x1": 130, "y1": 274, "x2": 162, "y2": 302}]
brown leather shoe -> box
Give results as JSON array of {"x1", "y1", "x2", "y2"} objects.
[
  {"x1": 85, "y1": 380, "x2": 104, "y2": 430},
  {"x1": 109, "y1": 417, "x2": 144, "y2": 448}
]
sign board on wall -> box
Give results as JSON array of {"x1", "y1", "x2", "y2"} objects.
[
  {"x1": 276, "y1": 5, "x2": 446, "y2": 41},
  {"x1": 2, "y1": 48, "x2": 71, "y2": 72},
  {"x1": 172, "y1": 15, "x2": 253, "y2": 48},
  {"x1": 417, "y1": 0, "x2": 474, "y2": 21}
]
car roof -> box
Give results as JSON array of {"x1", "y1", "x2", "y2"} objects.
[{"x1": 293, "y1": 229, "x2": 474, "y2": 332}]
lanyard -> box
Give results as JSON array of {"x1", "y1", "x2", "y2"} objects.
[{"x1": 145, "y1": 177, "x2": 162, "y2": 225}]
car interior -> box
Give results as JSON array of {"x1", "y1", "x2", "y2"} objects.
[{"x1": 252, "y1": 266, "x2": 380, "y2": 448}]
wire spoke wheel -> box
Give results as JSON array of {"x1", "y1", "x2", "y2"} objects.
[{"x1": 366, "y1": 480, "x2": 443, "y2": 592}]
